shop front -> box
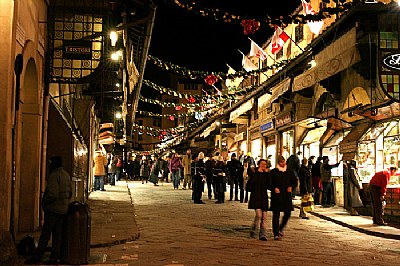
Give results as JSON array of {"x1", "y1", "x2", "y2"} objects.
[
  {"x1": 260, "y1": 120, "x2": 277, "y2": 167},
  {"x1": 249, "y1": 127, "x2": 262, "y2": 162},
  {"x1": 275, "y1": 112, "x2": 294, "y2": 159}
]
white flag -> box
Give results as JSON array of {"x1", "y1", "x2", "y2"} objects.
[
  {"x1": 250, "y1": 39, "x2": 268, "y2": 61},
  {"x1": 301, "y1": 0, "x2": 324, "y2": 34},
  {"x1": 242, "y1": 54, "x2": 258, "y2": 72},
  {"x1": 225, "y1": 65, "x2": 244, "y2": 88}
]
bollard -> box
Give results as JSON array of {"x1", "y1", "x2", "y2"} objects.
[{"x1": 61, "y1": 202, "x2": 91, "y2": 265}]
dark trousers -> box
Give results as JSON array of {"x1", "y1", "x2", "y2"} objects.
[
  {"x1": 239, "y1": 178, "x2": 244, "y2": 202},
  {"x1": 206, "y1": 177, "x2": 213, "y2": 199},
  {"x1": 272, "y1": 210, "x2": 291, "y2": 237},
  {"x1": 370, "y1": 184, "x2": 385, "y2": 224},
  {"x1": 193, "y1": 178, "x2": 204, "y2": 203},
  {"x1": 215, "y1": 176, "x2": 225, "y2": 203},
  {"x1": 34, "y1": 211, "x2": 65, "y2": 260},
  {"x1": 229, "y1": 177, "x2": 239, "y2": 200},
  {"x1": 322, "y1": 181, "x2": 332, "y2": 206}
]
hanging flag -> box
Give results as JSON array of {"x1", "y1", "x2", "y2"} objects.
[
  {"x1": 301, "y1": 0, "x2": 324, "y2": 34},
  {"x1": 249, "y1": 39, "x2": 268, "y2": 61},
  {"x1": 242, "y1": 54, "x2": 258, "y2": 71},
  {"x1": 269, "y1": 26, "x2": 290, "y2": 55}
]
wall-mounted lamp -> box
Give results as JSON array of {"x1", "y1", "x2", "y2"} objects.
[
  {"x1": 116, "y1": 83, "x2": 120, "y2": 88},
  {"x1": 110, "y1": 31, "x2": 118, "y2": 47},
  {"x1": 215, "y1": 121, "x2": 221, "y2": 126},
  {"x1": 115, "y1": 112, "x2": 122, "y2": 119},
  {"x1": 308, "y1": 58, "x2": 317, "y2": 68},
  {"x1": 111, "y1": 50, "x2": 122, "y2": 61}
]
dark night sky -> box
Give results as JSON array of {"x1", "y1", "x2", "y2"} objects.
[
  {"x1": 149, "y1": 0, "x2": 301, "y2": 72},
  {"x1": 140, "y1": 0, "x2": 301, "y2": 107}
]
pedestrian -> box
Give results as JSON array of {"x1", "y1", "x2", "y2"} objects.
[
  {"x1": 149, "y1": 156, "x2": 162, "y2": 186},
  {"x1": 169, "y1": 153, "x2": 183, "y2": 189},
  {"x1": 213, "y1": 156, "x2": 226, "y2": 204},
  {"x1": 266, "y1": 155, "x2": 272, "y2": 170},
  {"x1": 161, "y1": 155, "x2": 170, "y2": 183},
  {"x1": 93, "y1": 150, "x2": 108, "y2": 191},
  {"x1": 311, "y1": 156, "x2": 323, "y2": 205},
  {"x1": 243, "y1": 160, "x2": 250, "y2": 203},
  {"x1": 286, "y1": 151, "x2": 301, "y2": 198},
  {"x1": 246, "y1": 159, "x2": 271, "y2": 241},
  {"x1": 115, "y1": 155, "x2": 123, "y2": 181},
  {"x1": 140, "y1": 155, "x2": 150, "y2": 184},
  {"x1": 226, "y1": 153, "x2": 242, "y2": 201},
  {"x1": 369, "y1": 167, "x2": 397, "y2": 226},
  {"x1": 320, "y1": 156, "x2": 341, "y2": 207},
  {"x1": 269, "y1": 155, "x2": 298, "y2": 240},
  {"x1": 298, "y1": 158, "x2": 312, "y2": 219},
  {"x1": 107, "y1": 154, "x2": 117, "y2": 185},
  {"x1": 308, "y1": 156, "x2": 316, "y2": 172},
  {"x1": 192, "y1": 152, "x2": 206, "y2": 204},
  {"x1": 347, "y1": 160, "x2": 364, "y2": 216},
  {"x1": 205, "y1": 154, "x2": 215, "y2": 200},
  {"x1": 25, "y1": 156, "x2": 72, "y2": 265},
  {"x1": 182, "y1": 149, "x2": 192, "y2": 190}
]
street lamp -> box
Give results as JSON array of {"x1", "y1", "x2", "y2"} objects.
[
  {"x1": 115, "y1": 112, "x2": 122, "y2": 119},
  {"x1": 110, "y1": 31, "x2": 118, "y2": 47}
]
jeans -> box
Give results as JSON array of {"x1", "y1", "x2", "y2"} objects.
[
  {"x1": 94, "y1": 175, "x2": 105, "y2": 191},
  {"x1": 183, "y1": 174, "x2": 192, "y2": 189},
  {"x1": 229, "y1": 176, "x2": 239, "y2": 200},
  {"x1": 322, "y1": 181, "x2": 332, "y2": 206},
  {"x1": 171, "y1": 170, "x2": 180, "y2": 189},
  {"x1": 34, "y1": 211, "x2": 65, "y2": 261},
  {"x1": 370, "y1": 185, "x2": 385, "y2": 224}
]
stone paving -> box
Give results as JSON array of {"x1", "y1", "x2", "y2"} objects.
[{"x1": 87, "y1": 181, "x2": 400, "y2": 266}]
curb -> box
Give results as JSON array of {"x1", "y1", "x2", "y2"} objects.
[{"x1": 294, "y1": 205, "x2": 400, "y2": 240}]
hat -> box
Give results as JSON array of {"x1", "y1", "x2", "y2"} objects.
[{"x1": 198, "y1": 152, "x2": 205, "y2": 160}]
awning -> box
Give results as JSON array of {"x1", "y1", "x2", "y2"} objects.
[
  {"x1": 339, "y1": 121, "x2": 371, "y2": 156},
  {"x1": 258, "y1": 78, "x2": 291, "y2": 112},
  {"x1": 229, "y1": 99, "x2": 254, "y2": 122},
  {"x1": 200, "y1": 122, "x2": 217, "y2": 138},
  {"x1": 293, "y1": 28, "x2": 360, "y2": 92},
  {"x1": 301, "y1": 126, "x2": 327, "y2": 145},
  {"x1": 355, "y1": 101, "x2": 400, "y2": 121}
]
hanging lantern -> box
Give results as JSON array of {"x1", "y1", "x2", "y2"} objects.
[
  {"x1": 204, "y1": 74, "x2": 218, "y2": 86},
  {"x1": 241, "y1": 19, "x2": 260, "y2": 35},
  {"x1": 188, "y1": 96, "x2": 196, "y2": 103},
  {"x1": 162, "y1": 131, "x2": 167, "y2": 136},
  {"x1": 175, "y1": 105, "x2": 182, "y2": 111},
  {"x1": 169, "y1": 116, "x2": 175, "y2": 121}
]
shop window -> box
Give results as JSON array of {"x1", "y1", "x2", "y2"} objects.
[
  {"x1": 282, "y1": 130, "x2": 294, "y2": 159},
  {"x1": 184, "y1": 84, "x2": 198, "y2": 90}
]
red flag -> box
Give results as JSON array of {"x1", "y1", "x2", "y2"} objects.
[
  {"x1": 269, "y1": 26, "x2": 289, "y2": 55},
  {"x1": 301, "y1": 0, "x2": 324, "y2": 34},
  {"x1": 250, "y1": 39, "x2": 268, "y2": 61}
]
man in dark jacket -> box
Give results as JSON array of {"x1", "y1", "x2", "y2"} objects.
[
  {"x1": 286, "y1": 152, "x2": 301, "y2": 198},
  {"x1": 320, "y1": 156, "x2": 341, "y2": 207},
  {"x1": 226, "y1": 153, "x2": 242, "y2": 201},
  {"x1": 25, "y1": 156, "x2": 72, "y2": 265},
  {"x1": 192, "y1": 152, "x2": 206, "y2": 204}
]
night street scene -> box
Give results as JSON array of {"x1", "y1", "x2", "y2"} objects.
[{"x1": 2, "y1": 0, "x2": 400, "y2": 265}]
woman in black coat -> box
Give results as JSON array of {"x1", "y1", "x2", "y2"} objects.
[
  {"x1": 269, "y1": 155, "x2": 298, "y2": 240},
  {"x1": 247, "y1": 159, "x2": 270, "y2": 241}
]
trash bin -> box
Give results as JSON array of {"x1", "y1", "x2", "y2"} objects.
[{"x1": 61, "y1": 201, "x2": 91, "y2": 265}]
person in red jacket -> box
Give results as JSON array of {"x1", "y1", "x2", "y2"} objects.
[{"x1": 369, "y1": 167, "x2": 398, "y2": 225}]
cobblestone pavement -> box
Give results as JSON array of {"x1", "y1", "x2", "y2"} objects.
[{"x1": 89, "y1": 181, "x2": 400, "y2": 266}]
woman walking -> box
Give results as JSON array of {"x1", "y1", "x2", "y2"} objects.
[
  {"x1": 139, "y1": 156, "x2": 149, "y2": 184},
  {"x1": 246, "y1": 159, "x2": 270, "y2": 241},
  {"x1": 269, "y1": 155, "x2": 298, "y2": 240},
  {"x1": 169, "y1": 153, "x2": 183, "y2": 189}
]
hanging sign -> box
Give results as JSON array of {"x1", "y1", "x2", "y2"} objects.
[
  {"x1": 275, "y1": 112, "x2": 292, "y2": 128},
  {"x1": 63, "y1": 40, "x2": 92, "y2": 60}
]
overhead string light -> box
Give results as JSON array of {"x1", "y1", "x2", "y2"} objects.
[
  {"x1": 138, "y1": 94, "x2": 226, "y2": 108},
  {"x1": 147, "y1": 54, "x2": 290, "y2": 82},
  {"x1": 171, "y1": 0, "x2": 355, "y2": 34}
]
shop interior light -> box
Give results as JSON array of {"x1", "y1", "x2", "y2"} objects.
[
  {"x1": 309, "y1": 59, "x2": 317, "y2": 68},
  {"x1": 116, "y1": 83, "x2": 120, "y2": 88},
  {"x1": 110, "y1": 31, "x2": 118, "y2": 47},
  {"x1": 216, "y1": 121, "x2": 221, "y2": 126},
  {"x1": 111, "y1": 50, "x2": 122, "y2": 61}
]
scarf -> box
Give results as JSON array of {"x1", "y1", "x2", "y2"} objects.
[{"x1": 276, "y1": 164, "x2": 287, "y2": 172}]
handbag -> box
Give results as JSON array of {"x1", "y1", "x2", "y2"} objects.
[{"x1": 301, "y1": 194, "x2": 314, "y2": 212}]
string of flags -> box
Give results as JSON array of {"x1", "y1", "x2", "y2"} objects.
[
  {"x1": 139, "y1": 94, "x2": 226, "y2": 108},
  {"x1": 171, "y1": 0, "x2": 354, "y2": 34}
]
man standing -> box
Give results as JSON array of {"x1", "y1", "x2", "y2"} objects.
[
  {"x1": 320, "y1": 156, "x2": 341, "y2": 207},
  {"x1": 287, "y1": 151, "x2": 301, "y2": 198},
  {"x1": 182, "y1": 149, "x2": 192, "y2": 190},
  {"x1": 226, "y1": 153, "x2": 242, "y2": 201},
  {"x1": 25, "y1": 156, "x2": 72, "y2": 265},
  {"x1": 369, "y1": 167, "x2": 398, "y2": 225}
]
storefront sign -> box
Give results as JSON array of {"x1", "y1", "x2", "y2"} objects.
[
  {"x1": 260, "y1": 121, "x2": 274, "y2": 132},
  {"x1": 234, "y1": 132, "x2": 244, "y2": 142},
  {"x1": 275, "y1": 112, "x2": 292, "y2": 128},
  {"x1": 382, "y1": 53, "x2": 400, "y2": 71},
  {"x1": 63, "y1": 40, "x2": 92, "y2": 60}
]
